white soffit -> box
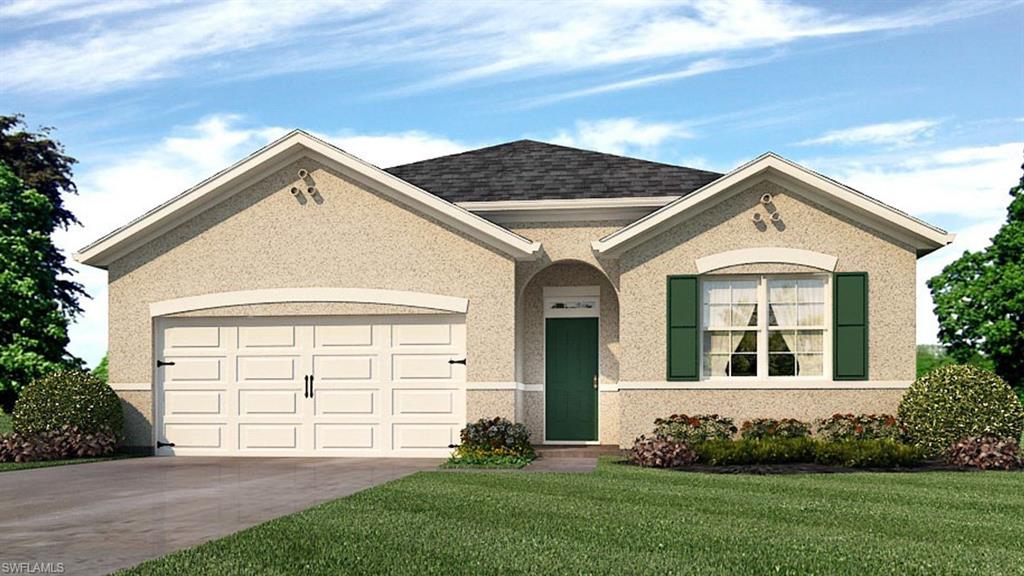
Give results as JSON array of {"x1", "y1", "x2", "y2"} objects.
[
  {"x1": 592, "y1": 152, "x2": 955, "y2": 257},
  {"x1": 696, "y1": 248, "x2": 838, "y2": 273},
  {"x1": 149, "y1": 287, "x2": 469, "y2": 316},
  {"x1": 74, "y1": 130, "x2": 543, "y2": 268}
]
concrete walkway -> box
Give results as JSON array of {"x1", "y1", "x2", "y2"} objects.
[{"x1": 0, "y1": 456, "x2": 440, "y2": 575}]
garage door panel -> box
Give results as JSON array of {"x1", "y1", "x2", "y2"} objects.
[
  {"x1": 392, "y1": 354, "x2": 454, "y2": 380},
  {"x1": 314, "y1": 424, "x2": 377, "y2": 450},
  {"x1": 313, "y1": 355, "x2": 375, "y2": 381},
  {"x1": 164, "y1": 357, "x2": 224, "y2": 383},
  {"x1": 392, "y1": 423, "x2": 458, "y2": 450},
  {"x1": 164, "y1": 390, "x2": 222, "y2": 415},
  {"x1": 239, "y1": 424, "x2": 301, "y2": 449},
  {"x1": 237, "y1": 325, "x2": 296, "y2": 348},
  {"x1": 315, "y1": 389, "x2": 377, "y2": 415},
  {"x1": 165, "y1": 326, "x2": 222, "y2": 348},
  {"x1": 392, "y1": 323, "x2": 452, "y2": 346},
  {"x1": 392, "y1": 388, "x2": 455, "y2": 415},
  {"x1": 239, "y1": 389, "x2": 300, "y2": 415},
  {"x1": 237, "y1": 356, "x2": 297, "y2": 381},
  {"x1": 314, "y1": 324, "x2": 373, "y2": 347},
  {"x1": 165, "y1": 424, "x2": 224, "y2": 448}
]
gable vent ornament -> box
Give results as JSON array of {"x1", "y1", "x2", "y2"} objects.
[
  {"x1": 297, "y1": 169, "x2": 309, "y2": 179},
  {"x1": 760, "y1": 193, "x2": 773, "y2": 205},
  {"x1": 290, "y1": 186, "x2": 301, "y2": 196},
  {"x1": 771, "y1": 211, "x2": 782, "y2": 222},
  {"x1": 751, "y1": 212, "x2": 763, "y2": 223}
]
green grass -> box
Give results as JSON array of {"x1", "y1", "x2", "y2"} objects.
[
  {"x1": 0, "y1": 410, "x2": 11, "y2": 435},
  {"x1": 122, "y1": 458, "x2": 1024, "y2": 576},
  {"x1": 0, "y1": 453, "x2": 138, "y2": 473}
]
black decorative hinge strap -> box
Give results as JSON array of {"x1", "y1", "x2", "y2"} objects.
[
  {"x1": 157, "y1": 360, "x2": 176, "y2": 367},
  {"x1": 448, "y1": 358, "x2": 466, "y2": 365}
]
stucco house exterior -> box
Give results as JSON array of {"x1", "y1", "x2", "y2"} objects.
[{"x1": 75, "y1": 130, "x2": 953, "y2": 456}]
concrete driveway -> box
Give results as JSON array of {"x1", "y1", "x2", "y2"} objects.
[{"x1": 0, "y1": 456, "x2": 441, "y2": 575}]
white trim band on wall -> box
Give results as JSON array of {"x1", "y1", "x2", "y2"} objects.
[
  {"x1": 150, "y1": 287, "x2": 470, "y2": 317},
  {"x1": 611, "y1": 380, "x2": 911, "y2": 390},
  {"x1": 695, "y1": 247, "x2": 838, "y2": 274}
]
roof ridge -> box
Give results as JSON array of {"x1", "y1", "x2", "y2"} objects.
[{"x1": 387, "y1": 138, "x2": 721, "y2": 175}]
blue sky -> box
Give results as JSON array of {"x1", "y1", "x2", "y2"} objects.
[{"x1": 0, "y1": 0, "x2": 1021, "y2": 367}]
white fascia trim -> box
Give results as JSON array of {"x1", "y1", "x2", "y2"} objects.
[
  {"x1": 696, "y1": 247, "x2": 838, "y2": 273},
  {"x1": 458, "y1": 196, "x2": 675, "y2": 223},
  {"x1": 149, "y1": 287, "x2": 469, "y2": 317},
  {"x1": 592, "y1": 152, "x2": 954, "y2": 257},
  {"x1": 615, "y1": 380, "x2": 911, "y2": 390},
  {"x1": 74, "y1": 130, "x2": 543, "y2": 268},
  {"x1": 466, "y1": 382, "x2": 543, "y2": 392}
]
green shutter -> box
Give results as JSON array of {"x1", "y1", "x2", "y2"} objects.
[
  {"x1": 833, "y1": 272, "x2": 868, "y2": 380},
  {"x1": 667, "y1": 275, "x2": 700, "y2": 381}
]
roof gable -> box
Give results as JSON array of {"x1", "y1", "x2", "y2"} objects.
[
  {"x1": 592, "y1": 152, "x2": 954, "y2": 257},
  {"x1": 385, "y1": 140, "x2": 721, "y2": 202},
  {"x1": 74, "y1": 130, "x2": 544, "y2": 268}
]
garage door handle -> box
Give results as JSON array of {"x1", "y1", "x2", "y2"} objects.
[
  {"x1": 303, "y1": 375, "x2": 309, "y2": 398},
  {"x1": 309, "y1": 374, "x2": 314, "y2": 398},
  {"x1": 448, "y1": 358, "x2": 466, "y2": 365}
]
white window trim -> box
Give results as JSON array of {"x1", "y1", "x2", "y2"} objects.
[
  {"x1": 543, "y1": 285, "x2": 600, "y2": 318},
  {"x1": 700, "y1": 274, "x2": 831, "y2": 383}
]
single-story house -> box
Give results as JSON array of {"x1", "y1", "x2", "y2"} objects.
[{"x1": 75, "y1": 130, "x2": 953, "y2": 456}]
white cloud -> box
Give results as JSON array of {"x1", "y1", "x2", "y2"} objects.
[
  {"x1": 0, "y1": 0, "x2": 1005, "y2": 97},
  {"x1": 552, "y1": 118, "x2": 693, "y2": 156},
  {"x1": 809, "y1": 142, "x2": 1022, "y2": 220},
  {"x1": 58, "y1": 116, "x2": 469, "y2": 366},
  {"x1": 916, "y1": 217, "x2": 1004, "y2": 344},
  {"x1": 798, "y1": 120, "x2": 941, "y2": 147},
  {"x1": 803, "y1": 142, "x2": 1021, "y2": 344}
]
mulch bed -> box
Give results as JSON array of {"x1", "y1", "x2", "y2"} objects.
[{"x1": 621, "y1": 461, "x2": 1021, "y2": 475}]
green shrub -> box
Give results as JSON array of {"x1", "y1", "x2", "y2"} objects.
[
  {"x1": 739, "y1": 418, "x2": 811, "y2": 440},
  {"x1": 445, "y1": 446, "x2": 533, "y2": 468},
  {"x1": 814, "y1": 440, "x2": 926, "y2": 468},
  {"x1": 898, "y1": 365, "x2": 1024, "y2": 454},
  {"x1": 694, "y1": 437, "x2": 817, "y2": 465},
  {"x1": 815, "y1": 413, "x2": 902, "y2": 442},
  {"x1": 12, "y1": 369, "x2": 123, "y2": 438},
  {"x1": 694, "y1": 437, "x2": 925, "y2": 468},
  {"x1": 628, "y1": 435, "x2": 697, "y2": 468},
  {"x1": 653, "y1": 414, "x2": 736, "y2": 443},
  {"x1": 458, "y1": 417, "x2": 533, "y2": 457}
]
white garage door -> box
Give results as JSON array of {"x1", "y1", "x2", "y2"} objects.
[{"x1": 155, "y1": 315, "x2": 466, "y2": 457}]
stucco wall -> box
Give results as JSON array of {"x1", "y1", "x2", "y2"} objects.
[
  {"x1": 107, "y1": 157, "x2": 516, "y2": 446},
  {"x1": 618, "y1": 389, "x2": 906, "y2": 446},
  {"x1": 467, "y1": 390, "x2": 517, "y2": 423},
  {"x1": 619, "y1": 179, "x2": 917, "y2": 383}
]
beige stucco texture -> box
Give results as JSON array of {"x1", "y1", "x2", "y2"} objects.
[
  {"x1": 107, "y1": 157, "x2": 517, "y2": 446},
  {"x1": 619, "y1": 389, "x2": 906, "y2": 446},
  {"x1": 619, "y1": 179, "x2": 917, "y2": 383}
]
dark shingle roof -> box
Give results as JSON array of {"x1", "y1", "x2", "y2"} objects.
[{"x1": 384, "y1": 140, "x2": 722, "y2": 203}]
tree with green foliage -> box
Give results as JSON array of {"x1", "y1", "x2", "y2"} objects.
[
  {"x1": 929, "y1": 159, "x2": 1024, "y2": 389},
  {"x1": 92, "y1": 354, "x2": 108, "y2": 383},
  {"x1": 0, "y1": 115, "x2": 84, "y2": 411}
]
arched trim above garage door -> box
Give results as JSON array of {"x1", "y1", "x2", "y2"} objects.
[{"x1": 150, "y1": 287, "x2": 469, "y2": 317}]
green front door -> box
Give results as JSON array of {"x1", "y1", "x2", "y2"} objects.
[{"x1": 545, "y1": 317, "x2": 598, "y2": 441}]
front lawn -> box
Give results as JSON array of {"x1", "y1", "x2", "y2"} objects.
[
  {"x1": 0, "y1": 453, "x2": 136, "y2": 473},
  {"x1": 123, "y1": 458, "x2": 1024, "y2": 575}
]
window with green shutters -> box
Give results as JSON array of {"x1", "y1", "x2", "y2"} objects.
[
  {"x1": 833, "y1": 272, "x2": 868, "y2": 380},
  {"x1": 667, "y1": 276, "x2": 700, "y2": 380}
]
